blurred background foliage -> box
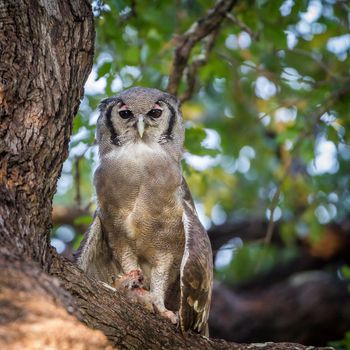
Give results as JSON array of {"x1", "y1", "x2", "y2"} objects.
[{"x1": 53, "y1": 0, "x2": 350, "y2": 346}]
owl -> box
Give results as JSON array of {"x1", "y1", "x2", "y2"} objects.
[{"x1": 76, "y1": 87, "x2": 213, "y2": 335}]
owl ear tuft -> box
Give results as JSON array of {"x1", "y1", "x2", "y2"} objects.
[
  {"x1": 98, "y1": 97, "x2": 121, "y2": 112},
  {"x1": 162, "y1": 92, "x2": 180, "y2": 108}
]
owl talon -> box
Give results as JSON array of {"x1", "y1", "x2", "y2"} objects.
[
  {"x1": 175, "y1": 311, "x2": 180, "y2": 329},
  {"x1": 111, "y1": 272, "x2": 155, "y2": 312},
  {"x1": 160, "y1": 310, "x2": 179, "y2": 325},
  {"x1": 111, "y1": 269, "x2": 144, "y2": 290}
]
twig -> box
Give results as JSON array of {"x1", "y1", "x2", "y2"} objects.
[
  {"x1": 226, "y1": 13, "x2": 259, "y2": 41},
  {"x1": 290, "y1": 48, "x2": 348, "y2": 81},
  {"x1": 167, "y1": 0, "x2": 237, "y2": 97},
  {"x1": 218, "y1": 52, "x2": 320, "y2": 89},
  {"x1": 179, "y1": 28, "x2": 220, "y2": 103}
]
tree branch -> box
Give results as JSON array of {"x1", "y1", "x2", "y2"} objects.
[
  {"x1": 52, "y1": 205, "x2": 90, "y2": 232},
  {"x1": 226, "y1": 13, "x2": 259, "y2": 41},
  {"x1": 48, "y1": 253, "x2": 331, "y2": 349},
  {"x1": 167, "y1": 0, "x2": 237, "y2": 97},
  {"x1": 179, "y1": 28, "x2": 220, "y2": 103},
  {"x1": 0, "y1": 249, "x2": 111, "y2": 350}
]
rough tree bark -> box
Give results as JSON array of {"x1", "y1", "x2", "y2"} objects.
[{"x1": 0, "y1": 1, "x2": 333, "y2": 349}]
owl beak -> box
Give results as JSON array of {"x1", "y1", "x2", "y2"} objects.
[{"x1": 137, "y1": 117, "x2": 145, "y2": 138}]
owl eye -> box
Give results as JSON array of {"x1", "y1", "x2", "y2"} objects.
[
  {"x1": 119, "y1": 110, "x2": 133, "y2": 119},
  {"x1": 147, "y1": 109, "x2": 162, "y2": 118}
]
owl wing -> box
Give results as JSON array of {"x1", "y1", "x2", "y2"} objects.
[
  {"x1": 75, "y1": 212, "x2": 120, "y2": 283},
  {"x1": 179, "y1": 178, "x2": 213, "y2": 336}
]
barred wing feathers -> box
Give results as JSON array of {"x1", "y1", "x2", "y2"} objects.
[{"x1": 180, "y1": 178, "x2": 213, "y2": 336}]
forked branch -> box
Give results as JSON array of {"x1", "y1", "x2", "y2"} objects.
[{"x1": 167, "y1": 0, "x2": 237, "y2": 99}]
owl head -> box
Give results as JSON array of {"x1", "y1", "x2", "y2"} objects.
[{"x1": 96, "y1": 87, "x2": 184, "y2": 161}]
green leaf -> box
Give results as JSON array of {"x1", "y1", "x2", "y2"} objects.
[
  {"x1": 74, "y1": 215, "x2": 93, "y2": 227},
  {"x1": 97, "y1": 61, "x2": 112, "y2": 78},
  {"x1": 185, "y1": 126, "x2": 206, "y2": 154}
]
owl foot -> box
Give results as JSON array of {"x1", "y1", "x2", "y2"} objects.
[
  {"x1": 112, "y1": 269, "x2": 144, "y2": 290},
  {"x1": 160, "y1": 310, "x2": 179, "y2": 325},
  {"x1": 111, "y1": 271, "x2": 155, "y2": 312}
]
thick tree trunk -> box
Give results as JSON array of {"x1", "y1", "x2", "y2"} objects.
[
  {"x1": 0, "y1": 0, "x2": 94, "y2": 266},
  {"x1": 0, "y1": 1, "x2": 334, "y2": 349}
]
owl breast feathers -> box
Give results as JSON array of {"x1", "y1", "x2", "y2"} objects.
[{"x1": 76, "y1": 86, "x2": 213, "y2": 335}]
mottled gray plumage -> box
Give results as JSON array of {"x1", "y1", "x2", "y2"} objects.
[{"x1": 76, "y1": 86, "x2": 213, "y2": 335}]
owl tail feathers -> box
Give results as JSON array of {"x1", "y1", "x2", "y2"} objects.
[
  {"x1": 201, "y1": 323, "x2": 209, "y2": 337},
  {"x1": 74, "y1": 213, "x2": 120, "y2": 284},
  {"x1": 179, "y1": 307, "x2": 209, "y2": 337}
]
